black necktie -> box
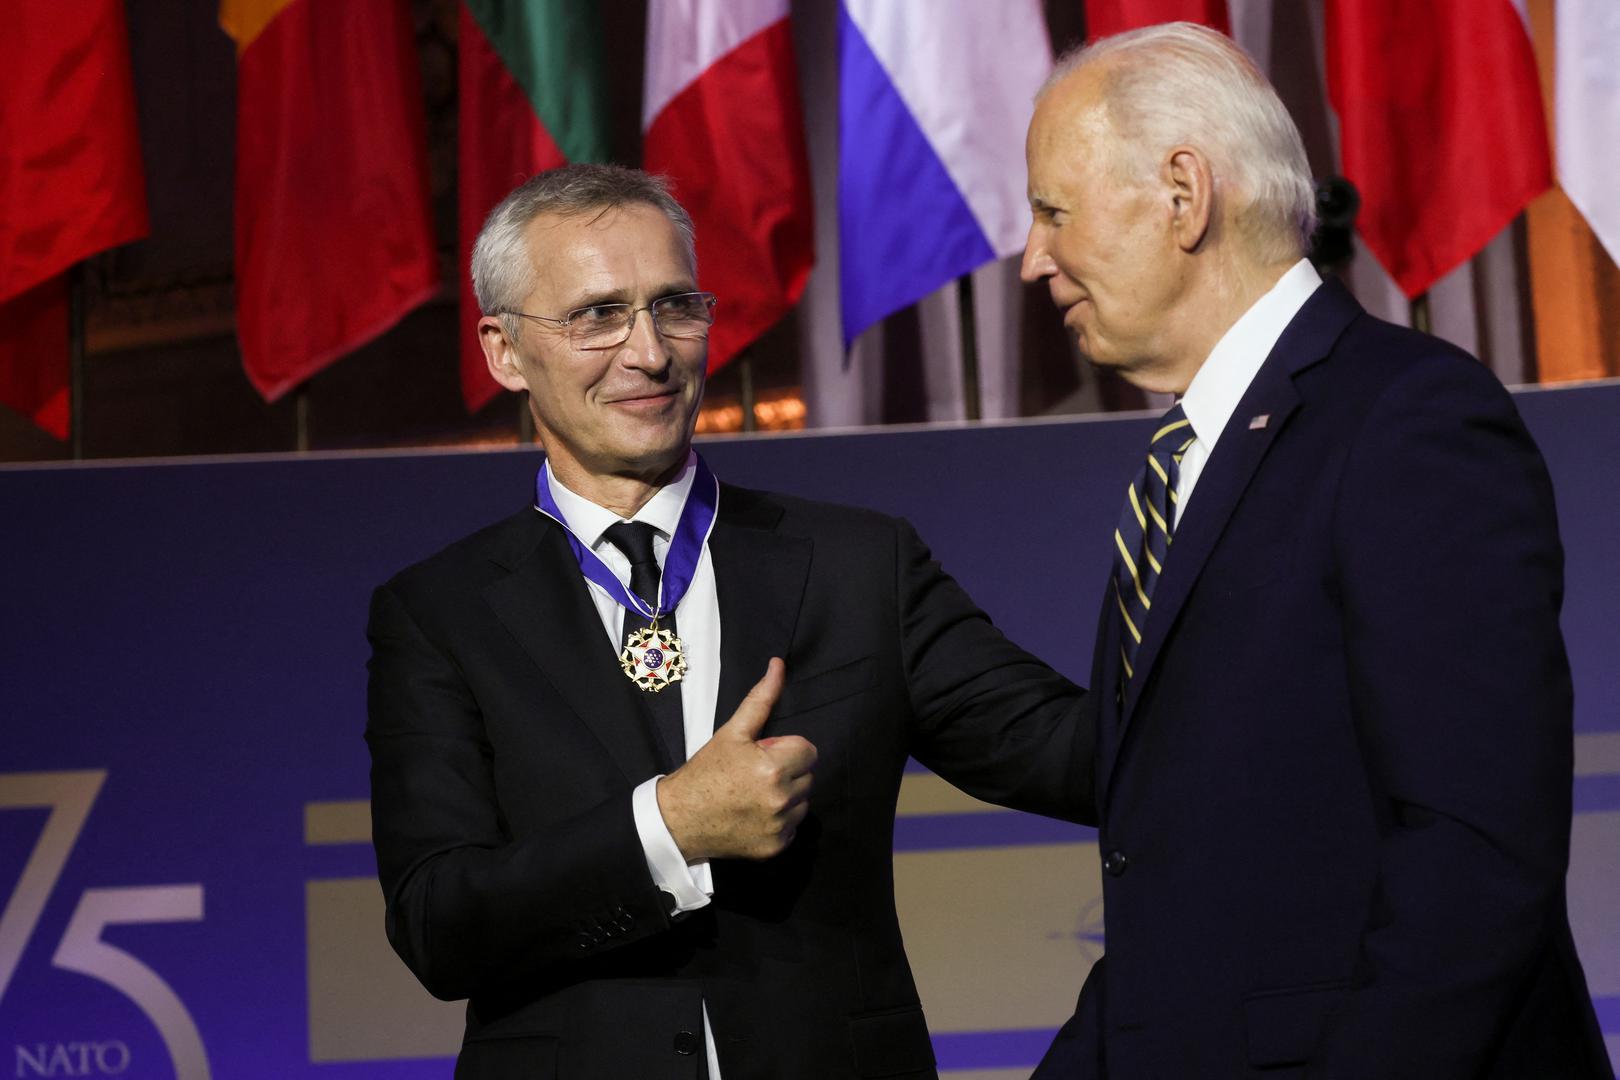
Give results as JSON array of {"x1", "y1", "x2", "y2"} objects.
[
  {"x1": 1112, "y1": 404, "x2": 1195, "y2": 686},
  {"x1": 602, "y1": 521, "x2": 686, "y2": 768}
]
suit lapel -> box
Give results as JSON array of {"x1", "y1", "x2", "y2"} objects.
[
  {"x1": 707, "y1": 485, "x2": 813, "y2": 729},
  {"x1": 1091, "y1": 586, "x2": 1129, "y2": 808},
  {"x1": 482, "y1": 512, "x2": 670, "y2": 783},
  {"x1": 1115, "y1": 281, "x2": 1363, "y2": 736}
]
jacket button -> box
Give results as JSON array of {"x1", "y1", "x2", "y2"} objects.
[
  {"x1": 1103, "y1": 850, "x2": 1129, "y2": 877},
  {"x1": 673, "y1": 1030, "x2": 699, "y2": 1056}
]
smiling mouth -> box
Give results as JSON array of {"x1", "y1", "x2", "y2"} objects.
[{"x1": 608, "y1": 389, "x2": 679, "y2": 408}]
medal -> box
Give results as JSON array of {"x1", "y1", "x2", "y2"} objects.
[
  {"x1": 535, "y1": 455, "x2": 719, "y2": 692},
  {"x1": 619, "y1": 621, "x2": 688, "y2": 692}
]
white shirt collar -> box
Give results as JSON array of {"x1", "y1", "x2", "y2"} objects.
[
  {"x1": 544, "y1": 451, "x2": 697, "y2": 549},
  {"x1": 1179, "y1": 258, "x2": 1322, "y2": 453}
]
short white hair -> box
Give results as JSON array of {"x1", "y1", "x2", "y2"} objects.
[
  {"x1": 1043, "y1": 22, "x2": 1317, "y2": 262},
  {"x1": 471, "y1": 165, "x2": 697, "y2": 336}
]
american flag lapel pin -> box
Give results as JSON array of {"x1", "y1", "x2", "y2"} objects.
[{"x1": 1248, "y1": 414, "x2": 1270, "y2": 430}]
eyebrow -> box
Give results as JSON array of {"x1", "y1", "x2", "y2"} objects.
[{"x1": 564, "y1": 282, "x2": 696, "y2": 311}]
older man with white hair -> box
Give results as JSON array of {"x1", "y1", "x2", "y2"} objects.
[{"x1": 1022, "y1": 22, "x2": 1611, "y2": 1080}]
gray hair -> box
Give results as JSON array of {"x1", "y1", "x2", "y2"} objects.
[
  {"x1": 470, "y1": 164, "x2": 698, "y2": 331},
  {"x1": 1043, "y1": 22, "x2": 1317, "y2": 262}
]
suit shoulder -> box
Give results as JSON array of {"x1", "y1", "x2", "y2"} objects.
[
  {"x1": 1300, "y1": 308, "x2": 1516, "y2": 429},
  {"x1": 376, "y1": 506, "x2": 538, "y2": 599},
  {"x1": 1336, "y1": 310, "x2": 1505, "y2": 394},
  {"x1": 722, "y1": 483, "x2": 909, "y2": 541}
]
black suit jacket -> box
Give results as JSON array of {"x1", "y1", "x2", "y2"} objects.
[
  {"x1": 1036, "y1": 281, "x2": 1612, "y2": 1079},
  {"x1": 367, "y1": 483, "x2": 1094, "y2": 1079}
]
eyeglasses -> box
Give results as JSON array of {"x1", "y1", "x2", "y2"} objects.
[{"x1": 502, "y1": 291, "x2": 718, "y2": 350}]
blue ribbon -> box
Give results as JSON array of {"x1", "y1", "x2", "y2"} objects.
[{"x1": 533, "y1": 454, "x2": 719, "y2": 621}]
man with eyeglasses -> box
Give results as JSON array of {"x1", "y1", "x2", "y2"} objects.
[{"x1": 364, "y1": 164, "x2": 1093, "y2": 1079}]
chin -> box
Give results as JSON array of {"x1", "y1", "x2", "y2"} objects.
[{"x1": 616, "y1": 440, "x2": 690, "y2": 477}]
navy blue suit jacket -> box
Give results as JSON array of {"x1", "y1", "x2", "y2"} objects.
[{"x1": 1036, "y1": 281, "x2": 1612, "y2": 1079}]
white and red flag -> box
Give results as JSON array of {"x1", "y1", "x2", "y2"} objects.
[
  {"x1": 642, "y1": 0, "x2": 814, "y2": 373},
  {"x1": 1555, "y1": 0, "x2": 1620, "y2": 268},
  {"x1": 1326, "y1": 0, "x2": 1551, "y2": 299}
]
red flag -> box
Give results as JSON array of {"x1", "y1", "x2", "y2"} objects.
[
  {"x1": 222, "y1": 0, "x2": 438, "y2": 402},
  {"x1": 1086, "y1": 0, "x2": 1231, "y2": 37},
  {"x1": 642, "y1": 1, "x2": 814, "y2": 374},
  {"x1": 457, "y1": 0, "x2": 610, "y2": 412},
  {"x1": 1326, "y1": 0, "x2": 1551, "y2": 298},
  {"x1": 0, "y1": 281, "x2": 72, "y2": 440},
  {"x1": 0, "y1": 2, "x2": 148, "y2": 439}
]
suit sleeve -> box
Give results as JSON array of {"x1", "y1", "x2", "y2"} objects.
[
  {"x1": 893, "y1": 519, "x2": 1098, "y2": 825},
  {"x1": 365, "y1": 581, "x2": 678, "y2": 1002},
  {"x1": 1311, "y1": 357, "x2": 1574, "y2": 1077}
]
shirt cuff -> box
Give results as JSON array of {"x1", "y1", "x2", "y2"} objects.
[{"x1": 631, "y1": 777, "x2": 713, "y2": 915}]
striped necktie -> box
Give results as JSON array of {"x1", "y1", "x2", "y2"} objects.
[{"x1": 1112, "y1": 404, "x2": 1195, "y2": 686}]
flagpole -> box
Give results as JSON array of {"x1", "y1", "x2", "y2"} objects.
[
  {"x1": 1410, "y1": 293, "x2": 1433, "y2": 336},
  {"x1": 956, "y1": 273, "x2": 982, "y2": 421},
  {"x1": 69, "y1": 262, "x2": 86, "y2": 460},
  {"x1": 738, "y1": 350, "x2": 758, "y2": 432}
]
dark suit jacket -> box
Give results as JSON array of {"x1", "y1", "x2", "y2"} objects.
[
  {"x1": 1035, "y1": 281, "x2": 1612, "y2": 1079},
  {"x1": 367, "y1": 484, "x2": 1093, "y2": 1079}
]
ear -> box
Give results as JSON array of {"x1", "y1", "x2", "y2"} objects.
[
  {"x1": 479, "y1": 315, "x2": 530, "y2": 394},
  {"x1": 1166, "y1": 147, "x2": 1214, "y2": 253}
]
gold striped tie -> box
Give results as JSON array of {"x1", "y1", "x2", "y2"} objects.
[{"x1": 1112, "y1": 404, "x2": 1195, "y2": 686}]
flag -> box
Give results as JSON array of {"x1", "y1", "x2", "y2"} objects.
[
  {"x1": 0, "y1": 2, "x2": 148, "y2": 439},
  {"x1": 642, "y1": 0, "x2": 814, "y2": 374},
  {"x1": 1555, "y1": 0, "x2": 1620, "y2": 268},
  {"x1": 1326, "y1": 0, "x2": 1551, "y2": 299},
  {"x1": 838, "y1": 1, "x2": 1051, "y2": 347},
  {"x1": 221, "y1": 0, "x2": 438, "y2": 402},
  {"x1": 459, "y1": 0, "x2": 610, "y2": 411},
  {"x1": 1086, "y1": 0, "x2": 1230, "y2": 37}
]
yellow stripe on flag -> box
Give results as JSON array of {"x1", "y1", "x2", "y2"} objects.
[{"x1": 220, "y1": 0, "x2": 300, "y2": 53}]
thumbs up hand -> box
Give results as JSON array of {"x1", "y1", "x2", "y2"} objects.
[{"x1": 656, "y1": 659, "x2": 818, "y2": 860}]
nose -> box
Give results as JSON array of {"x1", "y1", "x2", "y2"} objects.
[
  {"x1": 622, "y1": 305, "x2": 673, "y2": 374},
  {"x1": 1020, "y1": 222, "x2": 1054, "y2": 284}
]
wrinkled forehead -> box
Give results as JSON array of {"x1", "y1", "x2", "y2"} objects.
[
  {"x1": 522, "y1": 204, "x2": 694, "y2": 304},
  {"x1": 1041, "y1": 63, "x2": 1118, "y2": 138},
  {"x1": 1027, "y1": 69, "x2": 1118, "y2": 187}
]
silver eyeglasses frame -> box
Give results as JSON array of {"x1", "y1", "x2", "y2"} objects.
[{"x1": 500, "y1": 291, "x2": 718, "y2": 351}]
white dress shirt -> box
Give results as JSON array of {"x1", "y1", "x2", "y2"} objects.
[
  {"x1": 1175, "y1": 259, "x2": 1323, "y2": 523},
  {"x1": 544, "y1": 452, "x2": 725, "y2": 1076}
]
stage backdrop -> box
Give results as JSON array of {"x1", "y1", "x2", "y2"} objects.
[{"x1": 4, "y1": 382, "x2": 1618, "y2": 1080}]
